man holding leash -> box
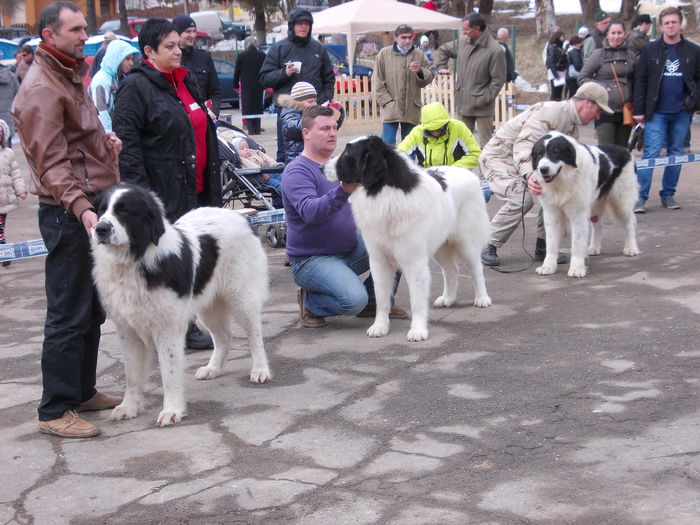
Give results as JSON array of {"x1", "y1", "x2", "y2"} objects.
[
  {"x1": 12, "y1": 1, "x2": 122, "y2": 438},
  {"x1": 281, "y1": 105, "x2": 406, "y2": 328},
  {"x1": 479, "y1": 82, "x2": 613, "y2": 267}
]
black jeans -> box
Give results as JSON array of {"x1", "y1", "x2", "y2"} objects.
[{"x1": 37, "y1": 204, "x2": 105, "y2": 420}]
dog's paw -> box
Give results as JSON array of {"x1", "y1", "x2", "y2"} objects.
[
  {"x1": 111, "y1": 403, "x2": 138, "y2": 421},
  {"x1": 250, "y1": 367, "x2": 272, "y2": 384},
  {"x1": 367, "y1": 322, "x2": 389, "y2": 338},
  {"x1": 588, "y1": 246, "x2": 602, "y2": 256},
  {"x1": 623, "y1": 246, "x2": 640, "y2": 257},
  {"x1": 156, "y1": 408, "x2": 183, "y2": 427},
  {"x1": 567, "y1": 264, "x2": 587, "y2": 278},
  {"x1": 195, "y1": 365, "x2": 221, "y2": 380},
  {"x1": 535, "y1": 264, "x2": 557, "y2": 275},
  {"x1": 406, "y1": 327, "x2": 429, "y2": 342},
  {"x1": 433, "y1": 295, "x2": 455, "y2": 307},
  {"x1": 474, "y1": 295, "x2": 492, "y2": 308}
]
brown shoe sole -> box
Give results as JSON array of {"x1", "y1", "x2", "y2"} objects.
[{"x1": 39, "y1": 425, "x2": 100, "y2": 438}]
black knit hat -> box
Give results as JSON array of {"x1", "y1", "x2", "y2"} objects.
[{"x1": 172, "y1": 14, "x2": 196, "y2": 34}]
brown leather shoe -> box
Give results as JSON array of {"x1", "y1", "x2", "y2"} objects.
[
  {"x1": 39, "y1": 410, "x2": 100, "y2": 438},
  {"x1": 357, "y1": 305, "x2": 410, "y2": 319},
  {"x1": 297, "y1": 289, "x2": 326, "y2": 328},
  {"x1": 78, "y1": 392, "x2": 121, "y2": 411}
]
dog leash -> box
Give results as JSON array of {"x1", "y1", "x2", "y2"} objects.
[{"x1": 488, "y1": 184, "x2": 537, "y2": 274}]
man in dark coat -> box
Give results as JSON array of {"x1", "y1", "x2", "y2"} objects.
[
  {"x1": 233, "y1": 36, "x2": 267, "y2": 135},
  {"x1": 259, "y1": 8, "x2": 335, "y2": 161},
  {"x1": 173, "y1": 13, "x2": 222, "y2": 118}
]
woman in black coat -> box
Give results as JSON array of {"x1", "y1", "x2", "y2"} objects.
[
  {"x1": 113, "y1": 18, "x2": 221, "y2": 222},
  {"x1": 233, "y1": 36, "x2": 267, "y2": 135}
]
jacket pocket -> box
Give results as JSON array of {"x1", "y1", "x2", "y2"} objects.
[{"x1": 70, "y1": 149, "x2": 91, "y2": 192}]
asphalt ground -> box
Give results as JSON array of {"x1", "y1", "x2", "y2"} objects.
[{"x1": 1, "y1": 112, "x2": 699, "y2": 524}]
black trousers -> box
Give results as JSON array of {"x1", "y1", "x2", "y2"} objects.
[
  {"x1": 37, "y1": 204, "x2": 105, "y2": 421},
  {"x1": 275, "y1": 105, "x2": 285, "y2": 162},
  {"x1": 246, "y1": 117, "x2": 261, "y2": 135}
]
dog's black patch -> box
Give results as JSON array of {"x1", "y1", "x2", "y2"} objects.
[
  {"x1": 426, "y1": 168, "x2": 447, "y2": 191},
  {"x1": 545, "y1": 136, "x2": 578, "y2": 167},
  {"x1": 141, "y1": 229, "x2": 194, "y2": 298},
  {"x1": 596, "y1": 144, "x2": 631, "y2": 198},
  {"x1": 193, "y1": 234, "x2": 219, "y2": 296},
  {"x1": 582, "y1": 143, "x2": 597, "y2": 163},
  {"x1": 335, "y1": 136, "x2": 419, "y2": 196},
  {"x1": 531, "y1": 134, "x2": 552, "y2": 170}
]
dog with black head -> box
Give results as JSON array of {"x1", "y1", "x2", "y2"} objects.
[
  {"x1": 531, "y1": 132, "x2": 640, "y2": 278},
  {"x1": 91, "y1": 184, "x2": 271, "y2": 427},
  {"x1": 324, "y1": 136, "x2": 491, "y2": 342}
]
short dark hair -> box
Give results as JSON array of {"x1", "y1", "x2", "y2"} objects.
[
  {"x1": 464, "y1": 13, "x2": 486, "y2": 32},
  {"x1": 138, "y1": 18, "x2": 177, "y2": 55},
  {"x1": 605, "y1": 20, "x2": 626, "y2": 35},
  {"x1": 20, "y1": 44, "x2": 34, "y2": 55},
  {"x1": 301, "y1": 105, "x2": 334, "y2": 131},
  {"x1": 549, "y1": 30, "x2": 564, "y2": 45},
  {"x1": 659, "y1": 6, "x2": 683, "y2": 25},
  {"x1": 39, "y1": 1, "x2": 81, "y2": 41},
  {"x1": 395, "y1": 24, "x2": 413, "y2": 36}
]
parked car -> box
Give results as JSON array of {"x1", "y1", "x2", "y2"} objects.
[
  {"x1": 212, "y1": 57, "x2": 239, "y2": 108},
  {"x1": 296, "y1": 0, "x2": 329, "y2": 12},
  {"x1": 326, "y1": 46, "x2": 372, "y2": 78},
  {"x1": 97, "y1": 17, "x2": 138, "y2": 35},
  {"x1": 191, "y1": 11, "x2": 251, "y2": 41},
  {"x1": 98, "y1": 18, "x2": 214, "y2": 48}
]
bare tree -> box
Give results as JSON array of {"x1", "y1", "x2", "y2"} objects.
[
  {"x1": 119, "y1": 0, "x2": 129, "y2": 36},
  {"x1": 0, "y1": 0, "x2": 22, "y2": 17},
  {"x1": 620, "y1": 0, "x2": 636, "y2": 21},
  {"x1": 535, "y1": 0, "x2": 553, "y2": 40},
  {"x1": 480, "y1": 0, "x2": 494, "y2": 21},
  {"x1": 580, "y1": 0, "x2": 601, "y2": 22}
]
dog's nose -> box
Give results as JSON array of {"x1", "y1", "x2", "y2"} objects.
[
  {"x1": 539, "y1": 165, "x2": 549, "y2": 175},
  {"x1": 94, "y1": 221, "x2": 112, "y2": 240}
]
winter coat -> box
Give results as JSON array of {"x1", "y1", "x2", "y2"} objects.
[
  {"x1": 579, "y1": 40, "x2": 637, "y2": 113},
  {"x1": 499, "y1": 41, "x2": 517, "y2": 82},
  {"x1": 583, "y1": 26, "x2": 606, "y2": 62},
  {"x1": 0, "y1": 65, "x2": 19, "y2": 136},
  {"x1": 12, "y1": 45, "x2": 119, "y2": 220},
  {"x1": 259, "y1": 8, "x2": 336, "y2": 104},
  {"x1": 0, "y1": 147, "x2": 25, "y2": 214},
  {"x1": 374, "y1": 43, "x2": 433, "y2": 124},
  {"x1": 113, "y1": 61, "x2": 221, "y2": 221},
  {"x1": 566, "y1": 46, "x2": 583, "y2": 81},
  {"x1": 435, "y1": 30, "x2": 507, "y2": 117},
  {"x1": 233, "y1": 46, "x2": 267, "y2": 117},
  {"x1": 546, "y1": 40, "x2": 568, "y2": 77},
  {"x1": 180, "y1": 46, "x2": 222, "y2": 117},
  {"x1": 633, "y1": 35, "x2": 700, "y2": 121},
  {"x1": 627, "y1": 28, "x2": 650, "y2": 57},
  {"x1": 397, "y1": 102, "x2": 480, "y2": 170},
  {"x1": 89, "y1": 40, "x2": 139, "y2": 132}
]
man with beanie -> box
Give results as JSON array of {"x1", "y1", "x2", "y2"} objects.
[
  {"x1": 583, "y1": 9, "x2": 611, "y2": 62},
  {"x1": 12, "y1": 1, "x2": 122, "y2": 438},
  {"x1": 374, "y1": 24, "x2": 433, "y2": 145},
  {"x1": 259, "y1": 8, "x2": 335, "y2": 162},
  {"x1": 629, "y1": 14, "x2": 652, "y2": 56},
  {"x1": 173, "y1": 13, "x2": 222, "y2": 118}
]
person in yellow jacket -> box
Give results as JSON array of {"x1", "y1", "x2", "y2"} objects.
[{"x1": 397, "y1": 101, "x2": 490, "y2": 200}]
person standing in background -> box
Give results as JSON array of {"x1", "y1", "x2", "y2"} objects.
[
  {"x1": 583, "y1": 10, "x2": 611, "y2": 62},
  {"x1": 89, "y1": 31, "x2": 117, "y2": 77},
  {"x1": 233, "y1": 36, "x2": 267, "y2": 135}
]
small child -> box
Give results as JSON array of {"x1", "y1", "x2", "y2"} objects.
[
  {"x1": 0, "y1": 119, "x2": 27, "y2": 267},
  {"x1": 231, "y1": 137, "x2": 283, "y2": 207}
]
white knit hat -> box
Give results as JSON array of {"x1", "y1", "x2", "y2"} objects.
[
  {"x1": 290, "y1": 81, "x2": 317, "y2": 101},
  {"x1": 0, "y1": 119, "x2": 9, "y2": 142}
]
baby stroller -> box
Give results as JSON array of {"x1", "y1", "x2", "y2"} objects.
[{"x1": 217, "y1": 121, "x2": 287, "y2": 248}]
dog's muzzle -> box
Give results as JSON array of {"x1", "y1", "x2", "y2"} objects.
[
  {"x1": 539, "y1": 165, "x2": 559, "y2": 183},
  {"x1": 94, "y1": 221, "x2": 113, "y2": 244}
]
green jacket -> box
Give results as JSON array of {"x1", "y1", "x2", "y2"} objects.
[{"x1": 397, "y1": 102, "x2": 480, "y2": 170}]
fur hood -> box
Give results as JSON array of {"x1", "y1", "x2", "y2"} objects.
[{"x1": 277, "y1": 94, "x2": 308, "y2": 111}]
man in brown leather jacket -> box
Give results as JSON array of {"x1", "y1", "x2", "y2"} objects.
[{"x1": 12, "y1": 1, "x2": 122, "y2": 439}]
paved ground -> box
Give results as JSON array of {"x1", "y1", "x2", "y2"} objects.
[{"x1": 1, "y1": 112, "x2": 700, "y2": 524}]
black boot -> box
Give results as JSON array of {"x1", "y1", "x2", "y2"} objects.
[
  {"x1": 186, "y1": 321, "x2": 214, "y2": 350},
  {"x1": 481, "y1": 244, "x2": 500, "y2": 266},
  {"x1": 534, "y1": 238, "x2": 569, "y2": 264}
]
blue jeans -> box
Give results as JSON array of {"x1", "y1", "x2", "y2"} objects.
[
  {"x1": 291, "y1": 236, "x2": 374, "y2": 317},
  {"x1": 264, "y1": 173, "x2": 282, "y2": 208},
  {"x1": 381, "y1": 122, "x2": 415, "y2": 145},
  {"x1": 637, "y1": 111, "x2": 692, "y2": 202}
]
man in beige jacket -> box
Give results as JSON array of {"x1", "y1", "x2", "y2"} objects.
[
  {"x1": 374, "y1": 24, "x2": 433, "y2": 145},
  {"x1": 479, "y1": 83, "x2": 613, "y2": 267},
  {"x1": 436, "y1": 12, "x2": 506, "y2": 147}
]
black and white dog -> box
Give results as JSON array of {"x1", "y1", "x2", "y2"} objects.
[
  {"x1": 91, "y1": 184, "x2": 270, "y2": 426},
  {"x1": 324, "y1": 136, "x2": 491, "y2": 342},
  {"x1": 531, "y1": 132, "x2": 640, "y2": 278}
]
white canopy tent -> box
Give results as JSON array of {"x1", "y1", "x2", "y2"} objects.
[{"x1": 292, "y1": 0, "x2": 463, "y2": 75}]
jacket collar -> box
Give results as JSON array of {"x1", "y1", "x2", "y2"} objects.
[
  {"x1": 36, "y1": 44, "x2": 88, "y2": 83},
  {"x1": 568, "y1": 99, "x2": 584, "y2": 125}
]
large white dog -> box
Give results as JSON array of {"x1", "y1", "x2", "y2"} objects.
[
  {"x1": 531, "y1": 132, "x2": 640, "y2": 278},
  {"x1": 324, "y1": 135, "x2": 491, "y2": 342},
  {"x1": 91, "y1": 184, "x2": 270, "y2": 426}
]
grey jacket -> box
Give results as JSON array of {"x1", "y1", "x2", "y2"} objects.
[
  {"x1": 0, "y1": 66, "x2": 19, "y2": 136},
  {"x1": 578, "y1": 41, "x2": 637, "y2": 113},
  {"x1": 435, "y1": 30, "x2": 506, "y2": 117}
]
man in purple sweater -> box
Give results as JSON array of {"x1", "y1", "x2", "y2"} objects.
[{"x1": 282, "y1": 106, "x2": 406, "y2": 328}]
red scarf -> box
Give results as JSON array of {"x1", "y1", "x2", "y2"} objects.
[
  {"x1": 39, "y1": 42, "x2": 85, "y2": 71},
  {"x1": 146, "y1": 60, "x2": 208, "y2": 193}
]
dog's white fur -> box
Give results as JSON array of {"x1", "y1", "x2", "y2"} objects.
[
  {"x1": 325, "y1": 138, "x2": 491, "y2": 342},
  {"x1": 91, "y1": 187, "x2": 270, "y2": 426},
  {"x1": 532, "y1": 132, "x2": 640, "y2": 278}
]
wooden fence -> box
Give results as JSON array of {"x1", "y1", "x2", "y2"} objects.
[{"x1": 334, "y1": 75, "x2": 516, "y2": 135}]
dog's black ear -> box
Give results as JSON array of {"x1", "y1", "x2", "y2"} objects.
[
  {"x1": 531, "y1": 138, "x2": 546, "y2": 170},
  {"x1": 146, "y1": 206, "x2": 166, "y2": 246},
  {"x1": 359, "y1": 139, "x2": 389, "y2": 189},
  {"x1": 563, "y1": 139, "x2": 577, "y2": 168}
]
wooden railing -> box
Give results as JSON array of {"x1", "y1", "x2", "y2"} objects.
[{"x1": 334, "y1": 75, "x2": 516, "y2": 135}]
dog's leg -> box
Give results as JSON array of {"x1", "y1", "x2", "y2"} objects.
[
  {"x1": 568, "y1": 210, "x2": 590, "y2": 278},
  {"x1": 111, "y1": 327, "x2": 148, "y2": 421},
  {"x1": 620, "y1": 208, "x2": 640, "y2": 257},
  {"x1": 402, "y1": 256, "x2": 431, "y2": 342},
  {"x1": 433, "y1": 244, "x2": 458, "y2": 307},
  {"x1": 536, "y1": 207, "x2": 563, "y2": 275},
  {"x1": 459, "y1": 241, "x2": 492, "y2": 308},
  {"x1": 366, "y1": 254, "x2": 395, "y2": 338},
  {"x1": 154, "y1": 329, "x2": 187, "y2": 426},
  {"x1": 588, "y1": 200, "x2": 604, "y2": 256},
  {"x1": 195, "y1": 299, "x2": 233, "y2": 380}
]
